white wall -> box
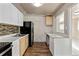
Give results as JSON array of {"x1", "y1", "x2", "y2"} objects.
[
  {"x1": 71, "y1": 4, "x2": 79, "y2": 39},
  {"x1": 52, "y1": 4, "x2": 73, "y2": 37},
  {"x1": 24, "y1": 14, "x2": 52, "y2": 42}
]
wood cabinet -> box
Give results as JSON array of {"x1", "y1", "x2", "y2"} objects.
[
  {"x1": 20, "y1": 35, "x2": 28, "y2": 56},
  {"x1": 12, "y1": 35, "x2": 28, "y2": 56},
  {"x1": 0, "y1": 3, "x2": 23, "y2": 26},
  {"x1": 45, "y1": 15, "x2": 53, "y2": 26}
]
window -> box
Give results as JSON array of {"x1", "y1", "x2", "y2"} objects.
[{"x1": 56, "y1": 12, "x2": 64, "y2": 33}]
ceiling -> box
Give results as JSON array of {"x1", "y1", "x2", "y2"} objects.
[{"x1": 20, "y1": 3, "x2": 64, "y2": 15}]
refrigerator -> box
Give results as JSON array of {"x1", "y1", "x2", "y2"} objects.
[{"x1": 20, "y1": 21, "x2": 34, "y2": 47}]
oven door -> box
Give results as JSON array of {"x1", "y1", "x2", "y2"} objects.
[{"x1": 0, "y1": 45, "x2": 13, "y2": 56}]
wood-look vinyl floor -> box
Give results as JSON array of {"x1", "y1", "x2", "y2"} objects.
[{"x1": 24, "y1": 42, "x2": 52, "y2": 56}]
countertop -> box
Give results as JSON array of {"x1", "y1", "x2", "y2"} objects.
[
  {"x1": 0, "y1": 33, "x2": 29, "y2": 42},
  {"x1": 45, "y1": 33, "x2": 69, "y2": 38}
]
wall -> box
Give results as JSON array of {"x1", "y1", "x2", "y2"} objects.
[
  {"x1": 52, "y1": 4, "x2": 73, "y2": 37},
  {"x1": 24, "y1": 14, "x2": 52, "y2": 42},
  {"x1": 71, "y1": 4, "x2": 79, "y2": 39},
  {"x1": 0, "y1": 23, "x2": 19, "y2": 36},
  {"x1": 72, "y1": 16, "x2": 79, "y2": 39}
]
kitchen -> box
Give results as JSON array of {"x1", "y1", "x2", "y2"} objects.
[{"x1": 0, "y1": 3, "x2": 78, "y2": 56}]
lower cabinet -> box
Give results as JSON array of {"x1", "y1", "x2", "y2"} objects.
[
  {"x1": 54, "y1": 38, "x2": 72, "y2": 56},
  {"x1": 49, "y1": 36, "x2": 72, "y2": 56},
  {"x1": 20, "y1": 35, "x2": 28, "y2": 56},
  {"x1": 49, "y1": 36, "x2": 54, "y2": 55},
  {"x1": 12, "y1": 39, "x2": 20, "y2": 56},
  {"x1": 12, "y1": 35, "x2": 28, "y2": 56}
]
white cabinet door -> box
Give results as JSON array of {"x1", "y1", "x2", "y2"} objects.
[
  {"x1": 12, "y1": 39, "x2": 20, "y2": 56},
  {"x1": 18, "y1": 10, "x2": 23, "y2": 26},
  {"x1": 49, "y1": 37, "x2": 54, "y2": 55},
  {"x1": 10, "y1": 4, "x2": 19, "y2": 25},
  {"x1": 0, "y1": 3, "x2": 23, "y2": 26},
  {"x1": 0, "y1": 4, "x2": 4, "y2": 23},
  {"x1": 11, "y1": 4, "x2": 23, "y2": 26},
  {"x1": 0, "y1": 4, "x2": 12, "y2": 24},
  {"x1": 20, "y1": 12, "x2": 23, "y2": 26},
  {"x1": 54, "y1": 38, "x2": 72, "y2": 56},
  {"x1": 49, "y1": 35, "x2": 72, "y2": 56}
]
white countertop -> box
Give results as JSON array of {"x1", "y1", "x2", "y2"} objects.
[
  {"x1": 0, "y1": 33, "x2": 29, "y2": 42},
  {"x1": 46, "y1": 33, "x2": 69, "y2": 38},
  {"x1": 0, "y1": 37, "x2": 19, "y2": 42}
]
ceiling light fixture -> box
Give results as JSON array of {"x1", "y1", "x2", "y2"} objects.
[{"x1": 33, "y1": 3, "x2": 42, "y2": 7}]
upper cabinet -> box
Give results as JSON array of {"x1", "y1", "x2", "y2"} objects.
[
  {"x1": 0, "y1": 3, "x2": 23, "y2": 26},
  {"x1": 17, "y1": 9, "x2": 23, "y2": 26},
  {"x1": 45, "y1": 15, "x2": 53, "y2": 26}
]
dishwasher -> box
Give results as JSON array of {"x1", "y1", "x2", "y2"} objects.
[{"x1": 46, "y1": 34, "x2": 50, "y2": 46}]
